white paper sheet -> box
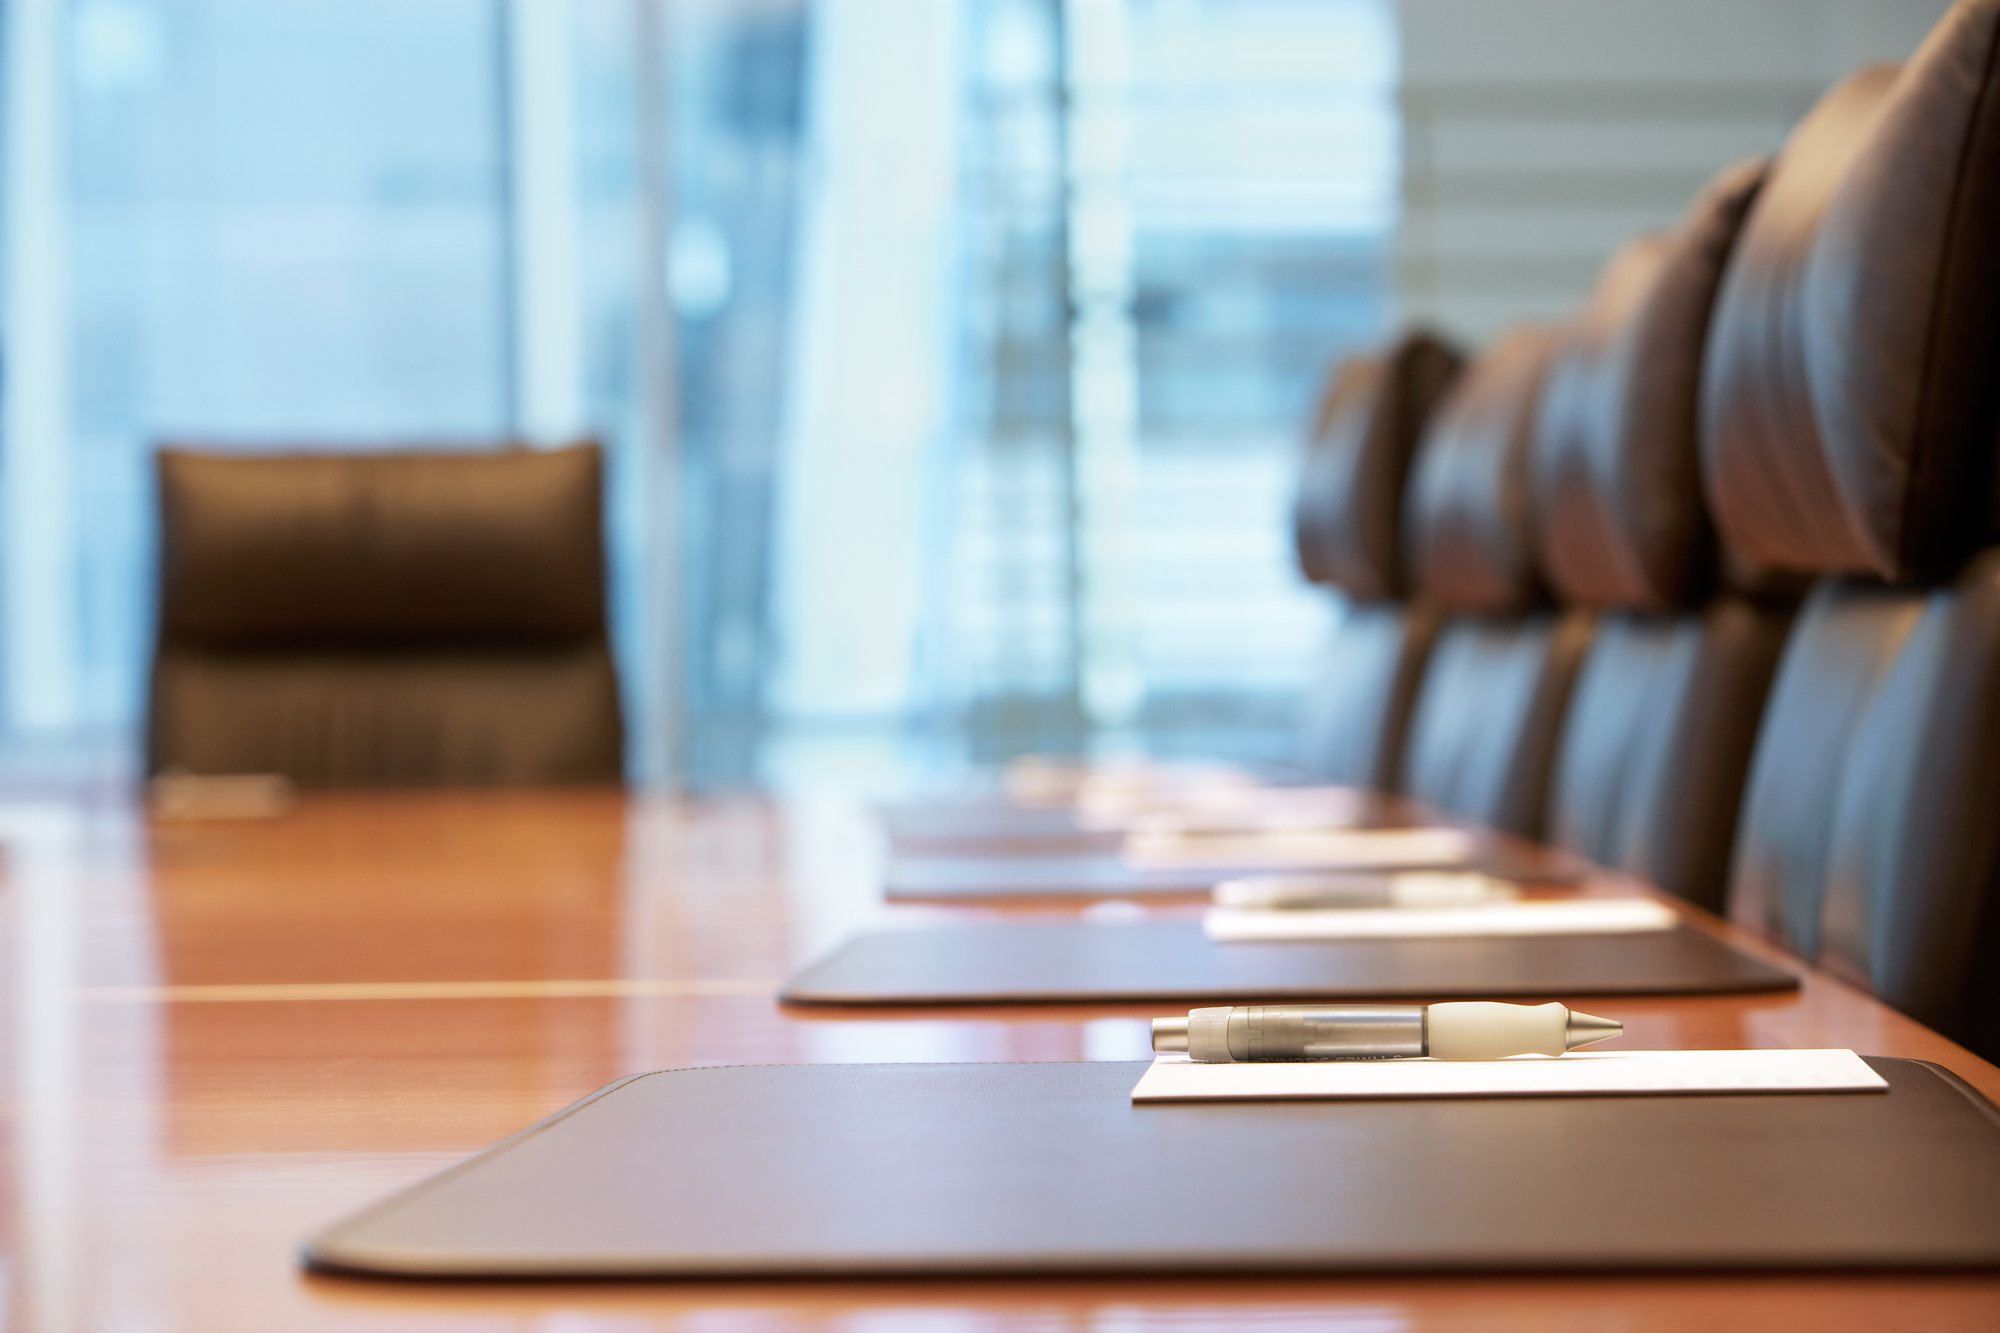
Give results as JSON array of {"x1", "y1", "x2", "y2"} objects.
[
  {"x1": 1130, "y1": 1049, "x2": 1888, "y2": 1102},
  {"x1": 1202, "y1": 897, "x2": 1678, "y2": 940},
  {"x1": 1122, "y1": 826, "x2": 1475, "y2": 871}
]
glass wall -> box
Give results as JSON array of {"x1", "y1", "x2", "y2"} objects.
[
  {"x1": 928, "y1": 0, "x2": 1395, "y2": 767},
  {"x1": 64, "y1": 0, "x2": 511, "y2": 732},
  {"x1": 2, "y1": 0, "x2": 1399, "y2": 789}
]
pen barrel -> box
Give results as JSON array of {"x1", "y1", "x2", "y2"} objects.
[
  {"x1": 1227, "y1": 1005, "x2": 1426, "y2": 1061},
  {"x1": 1163, "y1": 1001, "x2": 1614, "y2": 1062}
]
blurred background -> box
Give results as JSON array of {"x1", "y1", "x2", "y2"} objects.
[{"x1": 0, "y1": 0, "x2": 1951, "y2": 793}]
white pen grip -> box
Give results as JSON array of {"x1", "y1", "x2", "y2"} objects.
[{"x1": 1425, "y1": 1001, "x2": 1568, "y2": 1060}]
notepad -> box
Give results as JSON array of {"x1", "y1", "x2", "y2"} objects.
[
  {"x1": 1123, "y1": 826, "x2": 1476, "y2": 871},
  {"x1": 1130, "y1": 1048, "x2": 1889, "y2": 1102},
  {"x1": 1202, "y1": 897, "x2": 1679, "y2": 940}
]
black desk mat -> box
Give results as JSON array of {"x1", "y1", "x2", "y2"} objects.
[
  {"x1": 877, "y1": 765, "x2": 1308, "y2": 848},
  {"x1": 878, "y1": 787, "x2": 1385, "y2": 853},
  {"x1": 305, "y1": 1057, "x2": 2000, "y2": 1278},
  {"x1": 887, "y1": 853, "x2": 1224, "y2": 897},
  {"x1": 779, "y1": 919, "x2": 1796, "y2": 1007},
  {"x1": 885, "y1": 848, "x2": 1590, "y2": 900}
]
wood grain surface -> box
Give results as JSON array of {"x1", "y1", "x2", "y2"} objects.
[{"x1": 5, "y1": 786, "x2": 1998, "y2": 1330}]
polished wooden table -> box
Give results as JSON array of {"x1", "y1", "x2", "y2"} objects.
[{"x1": 7, "y1": 786, "x2": 2000, "y2": 1330}]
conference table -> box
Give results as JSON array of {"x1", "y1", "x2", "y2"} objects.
[{"x1": 6, "y1": 785, "x2": 2000, "y2": 1331}]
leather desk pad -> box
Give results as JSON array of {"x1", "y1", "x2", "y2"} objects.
[
  {"x1": 778, "y1": 918, "x2": 1796, "y2": 1007},
  {"x1": 887, "y1": 853, "x2": 1225, "y2": 897},
  {"x1": 880, "y1": 784, "x2": 1408, "y2": 844},
  {"x1": 885, "y1": 848, "x2": 1589, "y2": 899},
  {"x1": 305, "y1": 1057, "x2": 2000, "y2": 1278}
]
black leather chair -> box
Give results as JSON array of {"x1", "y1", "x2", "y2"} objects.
[
  {"x1": 1396, "y1": 327, "x2": 1595, "y2": 840},
  {"x1": 1534, "y1": 159, "x2": 1796, "y2": 913},
  {"x1": 1291, "y1": 329, "x2": 1462, "y2": 788},
  {"x1": 1700, "y1": 0, "x2": 2000, "y2": 1054},
  {"x1": 148, "y1": 443, "x2": 624, "y2": 788}
]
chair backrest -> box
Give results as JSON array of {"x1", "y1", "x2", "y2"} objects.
[
  {"x1": 1290, "y1": 330, "x2": 1464, "y2": 789},
  {"x1": 149, "y1": 443, "x2": 623, "y2": 788},
  {"x1": 1703, "y1": 0, "x2": 2000, "y2": 1049},
  {"x1": 1293, "y1": 601, "x2": 1443, "y2": 790},
  {"x1": 1536, "y1": 158, "x2": 1766, "y2": 615},
  {"x1": 1294, "y1": 330, "x2": 1464, "y2": 600},
  {"x1": 1728, "y1": 577, "x2": 1925, "y2": 956},
  {"x1": 1536, "y1": 159, "x2": 1795, "y2": 912},
  {"x1": 1703, "y1": 18, "x2": 2000, "y2": 585},
  {"x1": 1402, "y1": 328, "x2": 1554, "y2": 617},
  {"x1": 1397, "y1": 326, "x2": 1594, "y2": 837}
]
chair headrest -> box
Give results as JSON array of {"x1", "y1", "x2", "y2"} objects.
[
  {"x1": 1702, "y1": 0, "x2": 2000, "y2": 584},
  {"x1": 1404, "y1": 326, "x2": 1561, "y2": 614},
  {"x1": 1535, "y1": 159, "x2": 1769, "y2": 611},
  {"x1": 1293, "y1": 330, "x2": 1465, "y2": 601},
  {"x1": 157, "y1": 443, "x2": 606, "y2": 648}
]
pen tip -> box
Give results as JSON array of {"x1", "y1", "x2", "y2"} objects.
[{"x1": 1564, "y1": 1010, "x2": 1623, "y2": 1051}]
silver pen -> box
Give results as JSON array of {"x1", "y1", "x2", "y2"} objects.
[{"x1": 1151, "y1": 1001, "x2": 1623, "y2": 1062}]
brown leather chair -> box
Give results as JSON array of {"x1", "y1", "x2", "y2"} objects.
[
  {"x1": 1291, "y1": 330, "x2": 1461, "y2": 788},
  {"x1": 1396, "y1": 326, "x2": 1595, "y2": 840},
  {"x1": 148, "y1": 443, "x2": 624, "y2": 788},
  {"x1": 1534, "y1": 159, "x2": 1796, "y2": 913},
  {"x1": 1701, "y1": 0, "x2": 2000, "y2": 1054}
]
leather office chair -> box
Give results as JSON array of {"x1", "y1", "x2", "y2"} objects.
[
  {"x1": 1700, "y1": 0, "x2": 2000, "y2": 1053},
  {"x1": 1292, "y1": 330, "x2": 1462, "y2": 789},
  {"x1": 148, "y1": 442, "x2": 624, "y2": 788},
  {"x1": 1396, "y1": 326, "x2": 1595, "y2": 840},
  {"x1": 1535, "y1": 159, "x2": 1796, "y2": 913}
]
